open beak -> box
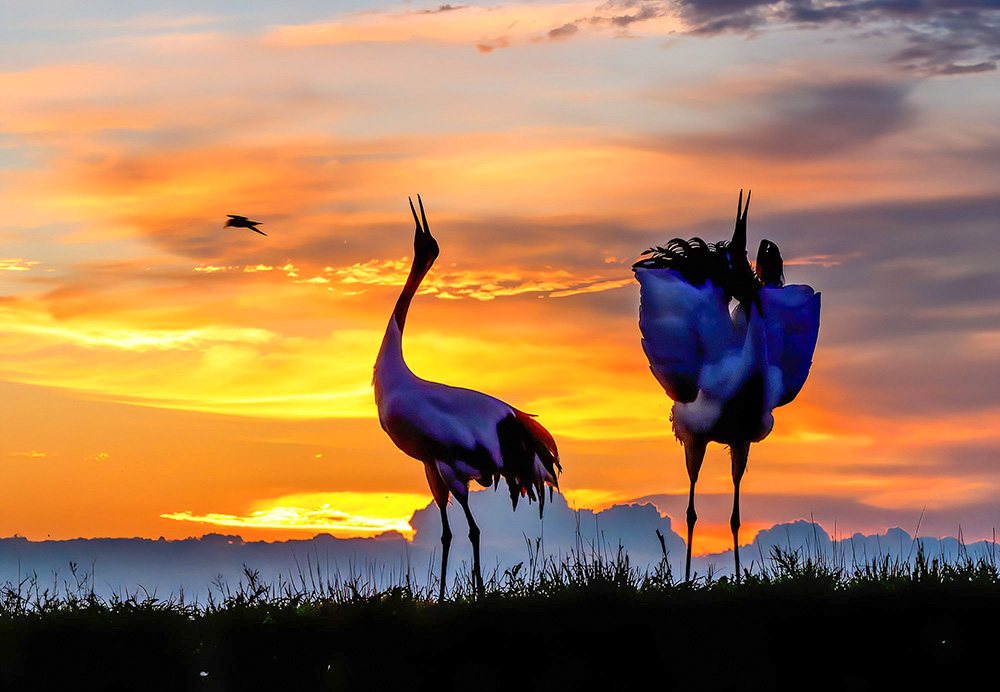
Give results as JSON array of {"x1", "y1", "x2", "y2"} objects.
[
  {"x1": 731, "y1": 188, "x2": 750, "y2": 253},
  {"x1": 409, "y1": 195, "x2": 430, "y2": 237}
]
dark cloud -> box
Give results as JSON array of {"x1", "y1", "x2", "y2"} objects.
[
  {"x1": 672, "y1": 79, "x2": 915, "y2": 160},
  {"x1": 608, "y1": 2, "x2": 669, "y2": 26},
  {"x1": 934, "y1": 60, "x2": 997, "y2": 74},
  {"x1": 673, "y1": 0, "x2": 1000, "y2": 76},
  {"x1": 415, "y1": 4, "x2": 468, "y2": 14},
  {"x1": 582, "y1": 1, "x2": 672, "y2": 30},
  {"x1": 476, "y1": 37, "x2": 510, "y2": 53},
  {"x1": 547, "y1": 22, "x2": 580, "y2": 40}
]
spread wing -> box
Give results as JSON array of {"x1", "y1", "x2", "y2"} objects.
[
  {"x1": 635, "y1": 267, "x2": 738, "y2": 403},
  {"x1": 759, "y1": 284, "x2": 821, "y2": 406}
]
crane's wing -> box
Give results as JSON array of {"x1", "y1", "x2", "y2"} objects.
[
  {"x1": 759, "y1": 284, "x2": 820, "y2": 406},
  {"x1": 635, "y1": 267, "x2": 738, "y2": 403},
  {"x1": 380, "y1": 381, "x2": 558, "y2": 510},
  {"x1": 382, "y1": 382, "x2": 509, "y2": 464}
]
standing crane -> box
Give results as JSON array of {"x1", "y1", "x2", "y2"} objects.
[
  {"x1": 373, "y1": 196, "x2": 561, "y2": 599},
  {"x1": 633, "y1": 191, "x2": 820, "y2": 580}
]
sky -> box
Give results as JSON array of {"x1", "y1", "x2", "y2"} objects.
[{"x1": 1, "y1": 0, "x2": 999, "y2": 554}]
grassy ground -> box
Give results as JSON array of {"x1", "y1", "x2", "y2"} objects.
[{"x1": 0, "y1": 545, "x2": 998, "y2": 691}]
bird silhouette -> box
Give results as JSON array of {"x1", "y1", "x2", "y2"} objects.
[
  {"x1": 373, "y1": 196, "x2": 561, "y2": 599},
  {"x1": 633, "y1": 191, "x2": 820, "y2": 580},
  {"x1": 224, "y1": 215, "x2": 266, "y2": 236}
]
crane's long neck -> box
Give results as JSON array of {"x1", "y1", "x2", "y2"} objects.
[
  {"x1": 375, "y1": 255, "x2": 433, "y2": 397},
  {"x1": 392, "y1": 256, "x2": 430, "y2": 332}
]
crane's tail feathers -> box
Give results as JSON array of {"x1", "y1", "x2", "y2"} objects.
[{"x1": 497, "y1": 409, "x2": 561, "y2": 517}]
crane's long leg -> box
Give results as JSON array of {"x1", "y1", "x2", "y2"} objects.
[
  {"x1": 425, "y1": 462, "x2": 452, "y2": 601},
  {"x1": 683, "y1": 436, "x2": 707, "y2": 582},
  {"x1": 730, "y1": 441, "x2": 751, "y2": 580},
  {"x1": 438, "y1": 504, "x2": 453, "y2": 601},
  {"x1": 455, "y1": 493, "x2": 483, "y2": 598}
]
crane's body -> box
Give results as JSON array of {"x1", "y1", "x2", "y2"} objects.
[
  {"x1": 373, "y1": 197, "x2": 560, "y2": 599},
  {"x1": 634, "y1": 191, "x2": 820, "y2": 580},
  {"x1": 224, "y1": 214, "x2": 266, "y2": 235}
]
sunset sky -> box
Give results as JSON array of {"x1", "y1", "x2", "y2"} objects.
[{"x1": 2, "y1": 0, "x2": 999, "y2": 554}]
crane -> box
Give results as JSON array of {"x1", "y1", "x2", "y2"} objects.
[
  {"x1": 373, "y1": 196, "x2": 561, "y2": 599},
  {"x1": 224, "y1": 214, "x2": 266, "y2": 236},
  {"x1": 633, "y1": 191, "x2": 820, "y2": 580}
]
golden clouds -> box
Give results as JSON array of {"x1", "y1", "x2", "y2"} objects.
[
  {"x1": 195, "y1": 257, "x2": 633, "y2": 301},
  {"x1": 1, "y1": 259, "x2": 39, "y2": 271},
  {"x1": 8, "y1": 450, "x2": 53, "y2": 459},
  {"x1": 1, "y1": 312, "x2": 275, "y2": 352},
  {"x1": 0, "y1": 302, "x2": 377, "y2": 419},
  {"x1": 161, "y1": 491, "x2": 428, "y2": 537}
]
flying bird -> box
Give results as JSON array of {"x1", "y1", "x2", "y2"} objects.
[
  {"x1": 373, "y1": 196, "x2": 561, "y2": 599},
  {"x1": 633, "y1": 191, "x2": 820, "y2": 580},
  {"x1": 224, "y1": 215, "x2": 266, "y2": 236}
]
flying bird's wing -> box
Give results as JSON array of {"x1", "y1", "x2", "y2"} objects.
[
  {"x1": 759, "y1": 284, "x2": 821, "y2": 406},
  {"x1": 635, "y1": 267, "x2": 738, "y2": 403},
  {"x1": 249, "y1": 225, "x2": 266, "y2": 236},
  {"x1": 227, "y1": 215, "x2": 246, "y2": 221}
]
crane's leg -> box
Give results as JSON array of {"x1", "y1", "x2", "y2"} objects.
[
  {"x1": 455, "y1": 492, "x2": 484, "y2": 598},
  {"x1": 730, "y1": 442, "x2": 751, "y2": 580},
  {"x1": 684, "y1": 437, "x2": 707, "y2": 582},
  {"x1": 438, "y1": 504, "x2": 453, "y2": 601},
  {"x1": 425, "y1": 463, "x2": 452, "y2": 601}
]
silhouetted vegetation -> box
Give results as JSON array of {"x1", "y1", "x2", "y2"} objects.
[{"x1": 0, "y1": 542, "x2": 998, "y2": 690}]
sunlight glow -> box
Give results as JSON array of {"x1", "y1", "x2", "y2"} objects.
[
  {"x1": 160, "y1": 492, "x2": 430, "y2": 538},
  {"x1": 0, "y1": 259, "x2": 39, "y2": 271},
  {"x1": 562, "y1": 488, "x2": 629, "y2": 511}
]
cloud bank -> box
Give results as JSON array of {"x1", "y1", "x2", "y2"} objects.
[{"x1": 4, "y1": 493, "x2": 997, "y2": 599}]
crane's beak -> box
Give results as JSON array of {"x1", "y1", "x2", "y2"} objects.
[
  {"x1": 732, "y1": 188, "x2": 750, "y2": 253},
  {"x1": 409, "y1": 195, "x2": 430, "y2": 237},
  {"x1": 408, "y1": 195, "x2": 439, "y2": 265}
]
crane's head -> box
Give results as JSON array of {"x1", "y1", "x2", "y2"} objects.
[
  {"x1": 755, "y1": 239, "x2": 784, "y2": 288},
  {"x1": 409, "y1": 195, "x2": 439, "y2": 271},
  {"x1": 719, "y1": 189, "x2": 759, "y2": 306}
]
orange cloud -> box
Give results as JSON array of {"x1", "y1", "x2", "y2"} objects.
[{"x1": 265, "y1": 3, "x2": 681, "y2": 51}]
